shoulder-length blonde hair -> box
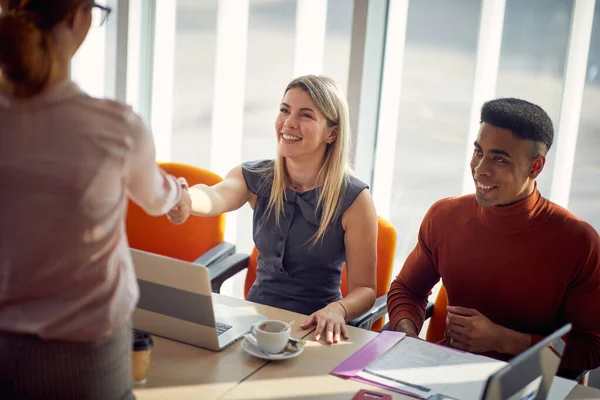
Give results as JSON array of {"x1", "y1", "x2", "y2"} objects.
[{"x1": 258, "y1": 75, "x2": 352, "y2": 245}]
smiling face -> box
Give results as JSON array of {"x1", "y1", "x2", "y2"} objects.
[
  {"x1": 470, "y1": 123, "x2": 546, "y2": 207},
  {"x1": 275, "y1": 88, "x2": 337, "y2": 161}
]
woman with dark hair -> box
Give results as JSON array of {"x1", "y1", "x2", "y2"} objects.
[{"x1": 0, "y1": 1, "x2": 189, "y2": 398}]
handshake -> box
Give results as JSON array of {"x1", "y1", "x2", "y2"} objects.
[{"x1": 167, "y1": 177, "x2": 192, "y2": 224}]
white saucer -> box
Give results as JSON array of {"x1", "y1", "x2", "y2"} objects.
[{"x1": 241, "y1": 337, "x2": 304, "y2": 361}]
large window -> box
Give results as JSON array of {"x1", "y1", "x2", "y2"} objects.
[
  {"x1": 387, "y1": 0, "x2": 482, "y2": 266},
  {"x1": 160, "y1": 0, "x2": 355, "y2": 296},
  {"x1": 237, "y1": 0, "x2": 354, "y2": 257},
  {"x1": 71, "y1": 0, "x2": 109, "y2": 98},
  {"x1": 570, "y1": 5, "x2": 600, "y2": 231},
  {"x1": 70, "y1": 0, "x2": 599, "y2": 301},
  {"x1": 495, "y1": 0, "x2": 573, "y2": 194},
  {"x1": 171, "y1": 0, "x2": 218, "y2": 169},
  {"x1": 373, "y1": 0, "x2": 597, "y2": 281}
]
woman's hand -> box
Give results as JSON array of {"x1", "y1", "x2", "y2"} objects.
[
  {"x1": 167, "y1": 178, "x2": 191, "y2": 224},
  {"x1": 300, "y1": 302, "x2": 349, "y2": 345}
]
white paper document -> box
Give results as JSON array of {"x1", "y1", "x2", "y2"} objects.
[{"x1": 356, "y1": 336, "x2": 506, "y2": 399}]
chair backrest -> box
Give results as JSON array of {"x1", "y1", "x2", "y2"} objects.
[
  {"x1": 425, "y1": 284, "x2": 448, "y2": 343},
  {"x1": 125, "y1": 162, "x2": 226, "y2": 262},
  {"x1": 243, "y1": 246, "x2": 260, "y2": 297},
  {"x1": 243, "y1": 216, "x2": 397, "y2": 331}
]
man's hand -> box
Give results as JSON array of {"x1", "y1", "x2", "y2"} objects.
[
  {"x1": 167, "y1": 178, "x2": 191, "y2": 224},
  {"x1": 394, "y1": 318, "x2": 419, "y2": 338},
  {"x1": 446, "y1": 306, "x2": 530, "y2": 355}
]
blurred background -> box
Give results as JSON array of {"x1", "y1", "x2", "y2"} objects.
[{"x1": 73, "y1": 0, "x2": 599, "y2": 312}]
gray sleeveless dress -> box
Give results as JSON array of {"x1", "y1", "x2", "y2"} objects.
[{"x1": 242, "y1": 160, "x2": 369, "y2": 316}]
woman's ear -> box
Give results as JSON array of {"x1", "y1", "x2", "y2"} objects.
[
  {"x1": 66, "y1": 2, "x2": 90, "y2": 30},
  {"x1": 327, "y1": 127, "x2": 338, "y2": 144},
  {"x1": 65, "y1": 5, "x2": 82, "y2": 29}
]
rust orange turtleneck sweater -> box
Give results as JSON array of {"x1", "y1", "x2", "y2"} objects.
[{"x1": 387, "y1": 189, "x2": 600, "y2": 372}]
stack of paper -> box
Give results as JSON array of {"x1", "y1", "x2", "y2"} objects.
[{"x1": 331, "y1": 331, "x2": 577, "y2": 400}]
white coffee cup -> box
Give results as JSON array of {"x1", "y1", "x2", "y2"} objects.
[{"x1": 250, "y1": 320, "x2": 291, "y2": 354}]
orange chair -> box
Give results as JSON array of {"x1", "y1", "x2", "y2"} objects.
[
  {"x1": 236, "y1": 216, "x2": 397, "y2": 331},
  {"x1": 126, "y1": 162, "x2": 237, "y2": 290},
  {"x1": 425, "y1": 285, "x2": 448, "y2": 343}
]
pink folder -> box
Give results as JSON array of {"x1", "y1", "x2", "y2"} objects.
[{"x1": 330, "y1": 331, "x2": 424, "y2": 398}]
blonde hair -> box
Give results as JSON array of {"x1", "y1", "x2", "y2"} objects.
[{"x1": 256, "y1": 75, "x2": 353, "y2": 245}]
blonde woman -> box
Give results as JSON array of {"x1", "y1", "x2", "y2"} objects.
[{"x1": 169, "y1": 75, "x2": 377, "y2": 345}]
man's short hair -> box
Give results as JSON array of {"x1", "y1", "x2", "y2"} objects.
[{"x1": 480, "y1": 98, "x2": 554, "y2": 156}]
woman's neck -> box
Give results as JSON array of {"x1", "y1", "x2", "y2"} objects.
[
  {"x1": 285, "y1": 156, "x2": 324, "y2": 192},
  {"x1": 0, "y1": 73, "x2": 9, "y2": 93},
  {"x1": 0, "y1": 52, "x2": 70, "y2": 96},
  {"x1": 48, "y1": 51, "x2": 71, "y2": 87}
]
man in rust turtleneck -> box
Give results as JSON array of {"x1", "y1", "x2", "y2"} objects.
[{"x1": 387, "y1": 98, "x2": 600, "y2": 377}]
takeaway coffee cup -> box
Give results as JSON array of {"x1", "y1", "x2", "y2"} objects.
[{"x1": 131, "y1": 330, "x2": 153, "y2": 384}]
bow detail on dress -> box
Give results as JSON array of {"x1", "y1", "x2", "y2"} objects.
[{"x1": 284, "y1": 188, "x2": 319, "y2": 226}]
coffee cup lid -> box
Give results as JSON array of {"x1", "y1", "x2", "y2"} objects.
[{"x1": 132, "y1": 330, "x2": 153, "y2": 351}]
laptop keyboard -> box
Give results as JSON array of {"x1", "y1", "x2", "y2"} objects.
[{"x1": 216, "y1": 322, "x2": 233, "y2": 336}]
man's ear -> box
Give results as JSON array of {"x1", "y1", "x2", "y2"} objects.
[
  {"x1": 326, "y1": 127, "x2": 338, "y2": 144},
  {"x1": 529, "y1": 155, "x2": 546, "y2": 179}
]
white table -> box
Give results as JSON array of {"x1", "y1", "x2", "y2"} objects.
[{"x1": 134, "y1": 294, "x2": 600, "y2": 400}]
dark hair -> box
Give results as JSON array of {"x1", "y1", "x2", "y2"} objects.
[
  {"x1": 480, "y1": 98, "x2": 554, "y2": 155},
  {"x1": 0, "y1": 0, "x2": 84, "y2": 98}
]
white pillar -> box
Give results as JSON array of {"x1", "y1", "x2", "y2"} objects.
[
  {"x1": 104, "y1": 0, "x2": 129, "y2": 103},
  {"x1": 70, "y1": 0, "x2": 108, "y2": 98},
  {"x1": 149, "y1": 0, "x2": 177, "y2": 162},
  {"x1": 126, "y1": 0, "x2": 143, "y2": 113},
  {"x1": 371, "y1": 0, "x2": 410, "y2": 219},
  {"x1": 347, "y1": 0, "x2": 389, "y2": 185},
  {"x1": 293, "y1": 0, "x2": 328, "y2": 77},
  {"x1": 550, "y1": 0, "x2": 596, "y2": 208},
  {"x1": 210, "y1": 0, "x2": 250, "y2": 243},
  {"x1": 460, "y1": 0, "x2": 506, "y2": 195}
]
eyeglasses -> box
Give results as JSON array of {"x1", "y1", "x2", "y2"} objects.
[{"x1": 90, "y1": 2, "x2": 112, "y2": 28}]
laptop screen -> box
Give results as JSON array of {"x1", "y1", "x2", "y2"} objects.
[{"x1": 481, "y1": 323, "x2": 572, "y2": 400}]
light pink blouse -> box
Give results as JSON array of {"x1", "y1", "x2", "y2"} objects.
[{"x1": 0, "y1": 81, "x2": 181, "y2": 341}]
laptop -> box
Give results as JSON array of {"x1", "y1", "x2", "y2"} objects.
[
  {"x1": 130, "y1": 248, "x2": 267, "y2": 351},
  {"x1": 480, "y1": 323, "x2": 572, "y2": 400}
]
